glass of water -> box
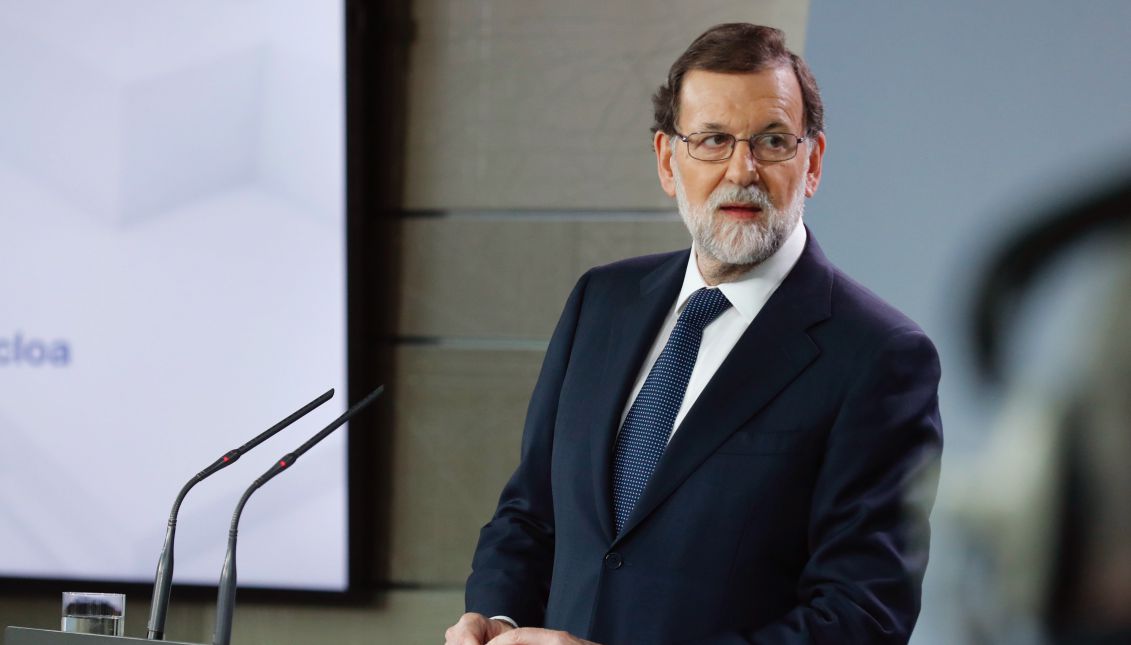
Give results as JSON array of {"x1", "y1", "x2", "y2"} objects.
[{"x1": 61, "y1": 592, "x2": 125, "y2": 636}]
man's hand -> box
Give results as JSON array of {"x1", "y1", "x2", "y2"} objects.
[
  {"x1": 486, "y1": 627, "x2": 599, "y2": 645},
  {"x1": 444, "y1": 613, "x2": 515, "y2": 645}
]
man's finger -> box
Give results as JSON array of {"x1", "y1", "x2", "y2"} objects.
[
  {"x1": 444, "y1": 612, "x2": 492, "y2": 645},
  {"x1": 487, "y1": 627, "x2": 569, "y2": 644},
  {"x1": 444, "y1": 626, "x2": 481, "y2": 645},
  {"x1": 486, "y1": 627, "x2": 529, "y2": 644}
]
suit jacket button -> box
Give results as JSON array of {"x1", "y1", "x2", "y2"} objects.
[{"x1": 604, "y1": 552, "x2": 623, "y2": 570}]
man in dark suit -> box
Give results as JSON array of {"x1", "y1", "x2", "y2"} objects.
[{"x1": 445, "y1": 23, "x2": 942, "y2": 645}]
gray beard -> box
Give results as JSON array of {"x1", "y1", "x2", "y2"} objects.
[{"x1": 672, "y1": 158, "x2": 805, "y2": 267}]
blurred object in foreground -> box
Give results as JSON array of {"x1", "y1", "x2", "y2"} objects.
[{"x1": 951, "y1": 173, "x2": 1131, "y2": 645}]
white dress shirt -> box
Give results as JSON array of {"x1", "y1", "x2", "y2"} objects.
[{"x1": 619, "y1": 221, "x2": 807, "y2": 439}]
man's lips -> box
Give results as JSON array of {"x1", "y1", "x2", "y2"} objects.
[{"x1": 718, "y1": 203, "x2": 763, "y2": 219}]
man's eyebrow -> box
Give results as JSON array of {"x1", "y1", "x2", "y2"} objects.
[
  {"x1": 697, "y1": 122, "x2": 729, "y2": 132},
  {"x1": 759, "y1": 121, "x2": 791, "y2": 132},
  {"x1": 693, "y1": 121, "x2": 794, "y2": 133}
]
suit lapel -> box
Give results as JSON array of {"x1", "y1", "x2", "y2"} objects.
[
  {"x1": 588, "y1": 251, "x2": 688, "y2": 543},
  {"x1": 612, "y1": 234, "x2": 835, "y2": 543}
]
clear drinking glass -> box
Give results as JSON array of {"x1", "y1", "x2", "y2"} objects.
[{"x1": 61, "y1": 592, "x2": 125, "y2": 636}]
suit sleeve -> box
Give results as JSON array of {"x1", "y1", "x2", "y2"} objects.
[
  {"x1": 464, "y1": 272, "x2": 591, "y2": 628},
  {"x1": 693, "y1": 328, "x2": 943, "y2": 645}
]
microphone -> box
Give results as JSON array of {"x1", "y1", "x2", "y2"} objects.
[
  {"x1": 145, "y1": 388, "x2": 335, "y2": 640},
  {"x1": 211, "y1": 385, "x2": 385, "y2": 645}
]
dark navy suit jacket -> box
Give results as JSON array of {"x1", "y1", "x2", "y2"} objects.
[{"x1": 466, "y1": 233, "x2": 943, "y2": 644}]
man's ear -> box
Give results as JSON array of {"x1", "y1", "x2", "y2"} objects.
[
  {"x1": 804, "y1": 131, "x2": 826, "y2": 198},
  {"x1": 654, "y1": 131, "x2": 677, "y2": 198}
]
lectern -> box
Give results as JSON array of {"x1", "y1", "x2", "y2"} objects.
[{"x1": 4, "y1": 628, "x2": 202, "y2": 645}]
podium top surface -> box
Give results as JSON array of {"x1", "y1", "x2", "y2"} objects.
[{"x1": 5, "y1": 627, "x2": 202, "y2": 645}]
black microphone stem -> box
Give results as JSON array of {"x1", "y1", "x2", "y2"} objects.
[{"x1": 146, "y1": 388, "x2": 335, "y2": 640}]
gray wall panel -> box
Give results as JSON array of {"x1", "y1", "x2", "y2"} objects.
[
  {"x1": 387, "y1": 345, "x2": 544, "y2": 583},
  {"x1": 404, "y1": 1, "x2": 810, "y2": 210},
  {"x1": 398, "y1": 214, "x2": 690, "y2": 339}
]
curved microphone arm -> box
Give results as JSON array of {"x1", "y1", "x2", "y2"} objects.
[
  {"x1": 210, "y1": 385, "x2": 385, "y2": 645},
  {"x1": 146, "y1": 388, "x2": 335, "y2": 640}
]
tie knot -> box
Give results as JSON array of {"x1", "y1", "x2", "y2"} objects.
[{"x1": 680, "y1": 287, "x2": 732, "y2": 332}]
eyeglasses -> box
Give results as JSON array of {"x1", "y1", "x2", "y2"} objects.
[{"x1": 674, "y1": 131, "x2": 807, "y2": 163}]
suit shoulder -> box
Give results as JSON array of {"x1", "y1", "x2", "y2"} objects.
[
  {"x1": 583, "y1": 249, "x2": 688, "y2": 285},
  {"x1": 824, "y1": 264, "x2": 933, "y2": 349}
]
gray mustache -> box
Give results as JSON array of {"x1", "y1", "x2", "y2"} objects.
[{"x1": 708, "y1": 185, "x2": 773, "y2": 210}]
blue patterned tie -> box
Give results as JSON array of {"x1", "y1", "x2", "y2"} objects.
[{"x1": 611, "y1": 287, "x2": 733, "y2": 534}]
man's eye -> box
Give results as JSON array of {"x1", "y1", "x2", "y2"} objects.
[
  {"x1": 700, "y1": 134, "x2": 730, "y2": 148},
  {"x1": 759, "y1": 134, "x2": 788, "y2": 150}
]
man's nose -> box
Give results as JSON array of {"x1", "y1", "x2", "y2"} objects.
[{"x1": 724, "y1": 139, "x2": 759, "y2": 186}]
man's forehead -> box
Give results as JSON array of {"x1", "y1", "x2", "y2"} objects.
[{"x1": 678, "y1": 67, "x2": 804, "y2": 132}]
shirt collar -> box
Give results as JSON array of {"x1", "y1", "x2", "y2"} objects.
[{"x1": 675, "y1": 220, "x2": 808, "y2": 322}]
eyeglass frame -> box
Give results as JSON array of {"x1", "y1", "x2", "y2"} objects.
[{"x1": 672, "y1": 130, "x2": 808, "y2": 163}]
